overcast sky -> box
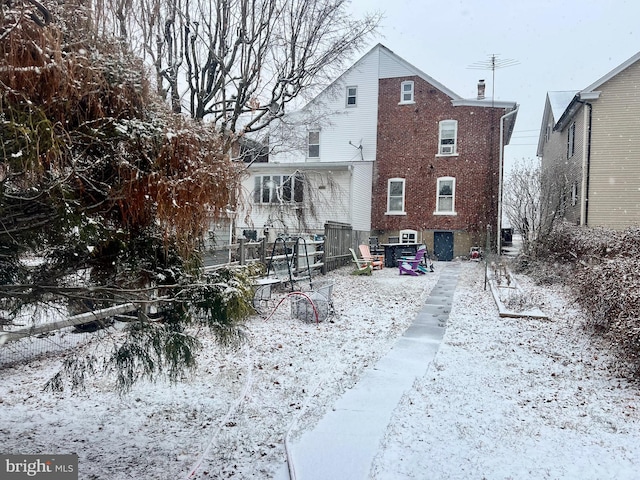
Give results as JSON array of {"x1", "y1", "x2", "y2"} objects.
[{"x1": 346, "y1": 0, "x2": 640, "y2": 168}]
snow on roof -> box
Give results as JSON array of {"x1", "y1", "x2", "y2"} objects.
[{"x1": 547, "y1": 91, "x2": 578, "y2": 123}]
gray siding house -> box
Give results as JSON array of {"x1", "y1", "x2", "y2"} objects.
[{"x1": 537, "y1": 51, "x2": 640, "y2": 229}]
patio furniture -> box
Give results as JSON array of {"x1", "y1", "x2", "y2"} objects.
[
  {"x1": 398, "y1": 248, "x2": 427, "y2": 276},
  {"x1": 349, "y1": 248, "x2": 372, "y2": 275},
  {"x1": 358, "y1": 244, "x2": 384, "y2": 269}
]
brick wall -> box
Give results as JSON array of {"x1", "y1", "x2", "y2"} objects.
[{"x1": 372, "y1": 75, "x2": 506, "y2": 252}]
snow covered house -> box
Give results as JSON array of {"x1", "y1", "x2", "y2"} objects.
[
  {"x1": 537, "y1": 51, "x2": 640, "y2": 229},
  {"x1": 235, "y1": 44, "x2": 518, "y2": 259}
]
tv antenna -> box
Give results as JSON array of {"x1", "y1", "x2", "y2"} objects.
[
  {"x1": 467, "y1": 54, "x2": 519, "y2": 102},
  {"x1": 349, "y1": 140, "x2": 364, "y2": 160}
]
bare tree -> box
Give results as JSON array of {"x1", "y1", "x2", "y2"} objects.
[
  {"x1": 503, "y1": 157, "x2": 569, "y2": 255},
  {"x1": 116, "y1": 0, "x2": 380, "y2": 133}
]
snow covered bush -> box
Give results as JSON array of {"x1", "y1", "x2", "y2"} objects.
[{"x1": 539, "y1": 223, "x2": 640, "y2": 379}]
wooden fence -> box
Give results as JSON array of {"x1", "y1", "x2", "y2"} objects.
[
  {"x1": 322, "y1": 221, "x2": 353, "y2": 272},
  {"x1": 203, "y1": 221, "x2": 354, "y2": 275}
]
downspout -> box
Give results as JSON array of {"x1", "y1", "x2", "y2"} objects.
[
  {"x1": 576, "y1": 99, "x2": 592, "y2": 226},
  {"x1": 497, "y1": 105, "x2": 519, "y2": 254}
]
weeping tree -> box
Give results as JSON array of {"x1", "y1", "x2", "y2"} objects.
[
  {"x1": 245, "y1": 168, "x2": 346, "y2": 235},
  {"x1": 0, "y1": 1, "x2": 258, "y2": 391}
]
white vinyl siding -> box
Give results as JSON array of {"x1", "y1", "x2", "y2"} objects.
[
  {"x1": 349, "y1": 162, "x2": 374, "y2": 231},
  {"x1": 241, "y1": 167, "x2": 355, "y2": 234}
]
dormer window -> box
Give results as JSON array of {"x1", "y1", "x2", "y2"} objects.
[
  {"x1": 400, "y1": 81, "x2": 414, "y2": 104},
  {"x1": 346, "y1": 86, "x2": 357, "y2": 107}
]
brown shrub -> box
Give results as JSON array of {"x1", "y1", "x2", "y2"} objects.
[{"x1": 538, "y1": 224, "x2": 640, "y2": 379}]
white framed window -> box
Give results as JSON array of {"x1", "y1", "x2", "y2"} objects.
[
  {"x1": 435, "y1": 177, "x2": 456, "y2": 215},
  {"x1": 386, "y1": 178, "x2": 406, "y2": 214},
  {"x1": 346, "y1": 86, "x2": 357, "y2": 107},
  {"x1": 400, "y1": 80, "x2": 414, "y2": 104},
  {"x1": 438, "y1": 120, "x2": 458, "y2": 155},
  {"x1": 567, "y1": 122, "x2": 575, "y2": 158},
  {"x1": 308, "y1": 131, "x2": 320, "y2": 158},
  {"x1": 254, "y1": 173, "x2": 304, "y2": 204}
]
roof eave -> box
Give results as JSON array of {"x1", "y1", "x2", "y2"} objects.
[
  {"x1": 377, "y1": 44, "x2": 463, "y2": 101},
  {"x1": 502, "y1": 105, "x2": 519, "y2": 145},
  {"x1": 536, "y1": 96, "x2": 553, "y2": 157},
  {"x1": 582, "y1": 50, "x2": 640, "y2": 92},
  {"x1": 451, "y1": 99, "x2": 517, "y2": 108},
  {"x1": 554, "y1": 91, "x2": 601, "y2": 131},
  {"x1": 248, "y1": 161, "x2": 367, "y2": 171}
]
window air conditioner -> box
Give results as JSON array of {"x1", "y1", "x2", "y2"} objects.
[{"x1": 441, "y1": 145, "x2": 454, "y2": 154}]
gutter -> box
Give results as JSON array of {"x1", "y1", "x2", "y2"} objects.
[
  {"x1": 576, "y1": 98, "x2": 593, "y2": 226},
  {"x1": 497, "y1": 104, "x2": 519, "y2": 254}
]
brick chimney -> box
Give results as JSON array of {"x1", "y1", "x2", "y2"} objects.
[{"x1": 477, "y1": 79, "x2": 486, "y2": 100}]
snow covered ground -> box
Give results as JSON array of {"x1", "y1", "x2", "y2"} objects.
[{"x1": 1, "y1": 262, "x2": 639, "y2": 479}]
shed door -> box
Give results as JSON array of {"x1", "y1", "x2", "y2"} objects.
[{"x1": 433, "y1": 231, "x2": 454, "y2": 261}]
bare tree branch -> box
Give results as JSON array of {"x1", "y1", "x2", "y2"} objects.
[
  {"x1": 109, "y1": 0, "x2": 378, "y2": 134},
  {"x1": 504, "y1": 157, "x2": 570, "y2": 256}
]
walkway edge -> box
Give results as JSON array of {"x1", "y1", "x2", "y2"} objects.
[{"x1": 275, "y1": 263, "x2": 460, "y2": 480}]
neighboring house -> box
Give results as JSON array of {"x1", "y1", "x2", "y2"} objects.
[
  {"x1": 371, "y1": 54, "x2": 518, "y2": 260},
  {"x1": 235, "y1": 44, "x2": 518, "y2": 260},
  {"x1": 537, "y1": 51, "x2": 640, "y2": 229}
]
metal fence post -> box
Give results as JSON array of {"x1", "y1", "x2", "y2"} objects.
[{"x1": 239, "y1": 238, "x2": 246, "y2": 265}]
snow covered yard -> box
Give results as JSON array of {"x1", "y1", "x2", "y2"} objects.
[
  {"x1": 372, "y1": 264, "x2": 640, "y2": 479},
  {"x1": 1, "y1": 262, "x2": 639, "y2": 479},
  {"x1": 0, "y1": 264, "x2": 439, "y2": 479}
]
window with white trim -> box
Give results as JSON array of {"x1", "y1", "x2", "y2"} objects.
[
  {"x1": 308, "y1": 131, "x2": 320, "y2": 158},
  {"x1": 254, "y1": 173, "x2": 304, "y2": 204},
  {"x1": 387, "y1": 178, "x2": 406, "y2": 214},
  {"x1": 567, "y1": 122, "x2": 575, "y2": 158},
  {"x1": 436, "y1": 177, "x2": 456, "y2": 214},
  {"x1": 400, "y1": 81, "x2": 414, "y2": 104},
  {"x1": 346, "y1": 86, "x2": 357, "y2": 107},
  {"x1": 438, "y1": 120, "x2": 458, "y2": 155}
]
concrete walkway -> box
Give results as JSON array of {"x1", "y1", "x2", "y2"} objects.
[{"x1": 275, "y1": 263, "x2": 460, "y2": 480}]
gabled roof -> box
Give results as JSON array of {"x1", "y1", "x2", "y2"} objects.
[
  {"x1": 304, "y1": 43, "x2": 518, "y2": 112},
  {"x1": 303, "y1": 43, "x2": 464, "y2": 110},
  {"x1": 582, "y1": 50, "x2": 640, "y2": 93},
  {"x1": 552, "y1": 50, "x2": 640, "y2": 131},
  {"x1": 548, "y1": 91, "x2": 579, "y2": 122},
  {"x1": 302, "y1": 43, "x2": 462, "y2": 110},
  {"x1": 537, "y1": 91, "x2": 578, "y2": 156},
  {"x1": 375, "y1": 44, "x2": 463, "y2": 100}
]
